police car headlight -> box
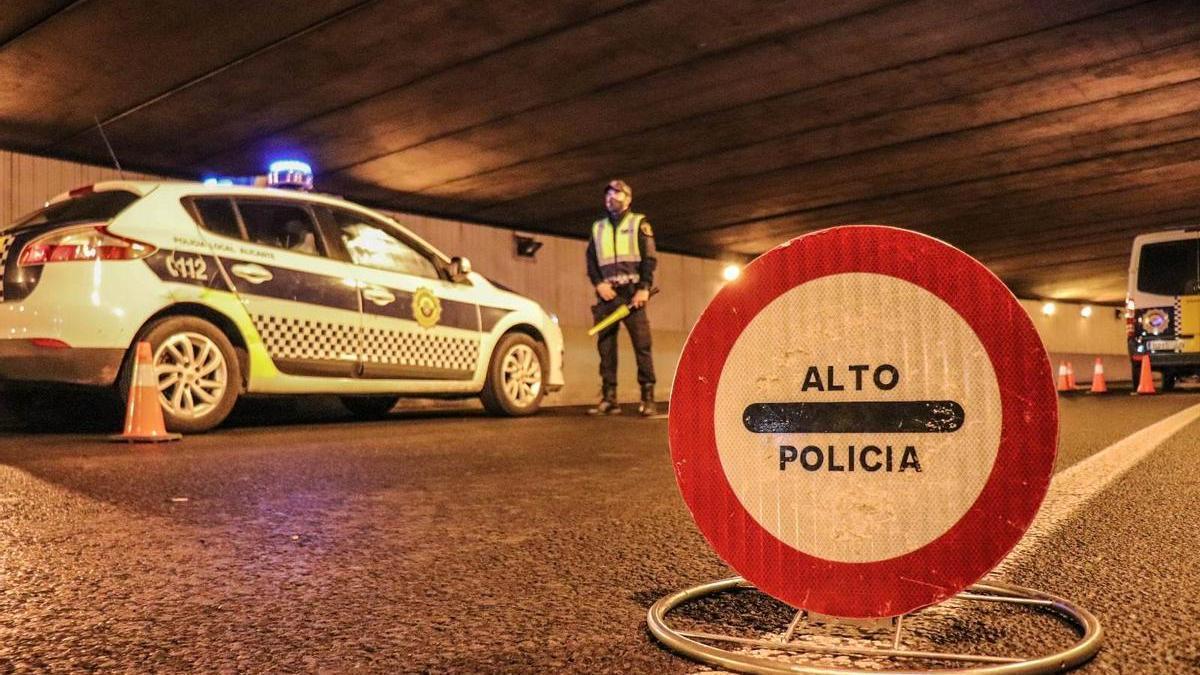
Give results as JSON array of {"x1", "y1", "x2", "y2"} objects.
[{"x1": 1140, "y1": 309, "x2": 1169, "y2": 335}]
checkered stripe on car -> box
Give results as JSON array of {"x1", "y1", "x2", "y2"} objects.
[
  {"x1": 253, "y1": 314, "x2": 358, "y2": 362},
  {"x1": 1174, "y1": 296, "x2": 1182, "y2": 335},
  {"x1": 362, "y1": 326, "x2": 479, "y2": 372},
  {"x1": 0, "y1": 235, "x2": 13, "y2": 301}
]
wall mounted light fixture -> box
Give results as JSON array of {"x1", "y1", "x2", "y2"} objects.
[{"x1": 514, "y1": 232, "x2": 543, "y2": 258}]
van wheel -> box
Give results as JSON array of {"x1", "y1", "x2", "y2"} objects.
[
  {"x1": 1161, "y1": 370, "x2": 1177, "y2": 392},
  {"x1": 121, "y1": 316, "x2": 240, "y2": 433},
  {"x1": 341, "y1": 395, "x2": 400, "y2": 419},
  {"x1": 480, "y1": 333, "x2": 546, "y2": 416}
]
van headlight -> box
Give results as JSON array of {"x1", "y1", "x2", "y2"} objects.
[{"x1": 1140, "y1": 309, "x2": 1169, "y2": 335}]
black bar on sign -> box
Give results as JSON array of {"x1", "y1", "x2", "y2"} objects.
[{"x1": 743, "y1": 401, "x2": 965, "y2": 434}]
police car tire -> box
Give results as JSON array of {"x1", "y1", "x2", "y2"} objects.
[
  {"x1": 480, "y1": 333, "x2": 546, "y2": 416},
  {"x1": 121, "y1": 316, "x2": 241, "y2": 434},
  {"x1": 340, "y1": 395, "x2": 400, "y2": 419}
]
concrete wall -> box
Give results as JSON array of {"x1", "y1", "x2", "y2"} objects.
[
  {"x1": 1019, "y1": 298, "x2": 1131, "y2": 383},
  {"x1": 0, "y1": 149, "x2": 156, "y2": 225},
  {"x1": 0, "y1": 149, "x2": 1132, "y2": 399}
]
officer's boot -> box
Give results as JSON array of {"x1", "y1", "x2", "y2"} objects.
[
  {"x1": 587, "y1": 385, "x2": 622, "y2": 415},
  {"x1": 638, "y1": 384, "x2": 657, "y2": 417}
]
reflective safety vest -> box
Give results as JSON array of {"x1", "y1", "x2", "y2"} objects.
[{"x1": 591, "y1": 212, "x2": 645, "y2": 284}]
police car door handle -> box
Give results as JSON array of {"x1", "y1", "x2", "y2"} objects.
[
  {"x1": 362, "y1": 286, "x2": 396, "y2": 306},
  {"x1": 229, "y1": 263, "x2": 273, "y2": 285}
]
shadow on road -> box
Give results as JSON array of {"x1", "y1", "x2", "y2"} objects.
[{"x1": 0, "y1": 384, "x2": 617, "y2": 436}]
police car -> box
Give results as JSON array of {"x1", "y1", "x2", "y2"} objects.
[{"x1": 0, "y1": 165, "x2": 564, "y2": 431}]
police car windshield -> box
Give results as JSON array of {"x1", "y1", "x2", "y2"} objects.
[
  {"x1": 4, "y1": 190, "x2": 141, "y2": 234},
  {"x1": 1138, "y1": 239, "x2": 1200, "y2": 296}
]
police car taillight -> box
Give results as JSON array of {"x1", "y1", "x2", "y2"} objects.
[{"x1": 18, "y1": 225, "x2": 156, "y2": 266}]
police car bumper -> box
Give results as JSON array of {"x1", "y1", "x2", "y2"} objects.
[
  {"x1": 0, "y1": 262, "x2": 168, "y2": 386},
  {"x1": 0, "y1": 341, "x2": 125, "y2": 386}
]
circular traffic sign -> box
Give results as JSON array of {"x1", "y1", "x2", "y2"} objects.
[{"x1": 669, "y1": 225, "x2": 1057, "y2": 618}]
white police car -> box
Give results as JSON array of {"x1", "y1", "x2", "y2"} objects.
[{"x1": 0, "y1": 171, "x2": 564, "y2": 432}]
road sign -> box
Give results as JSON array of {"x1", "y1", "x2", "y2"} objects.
[{"x1": 669, "y1": 225, "x2": 1057, "y2": 618}]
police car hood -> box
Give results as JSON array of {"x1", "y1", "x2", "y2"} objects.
[{"x1": 477, "y1": 274, "x2": 543, "y2": 311}]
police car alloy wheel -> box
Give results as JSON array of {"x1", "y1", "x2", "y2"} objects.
[
  {"x1": 481, "y1": 333, "x2": 545, "y2": 416},
  {"x1": 127, "y1": 317, "x2": 241, "y2": 433}
]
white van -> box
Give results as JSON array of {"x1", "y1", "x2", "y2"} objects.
[{"x1": 1126, "y1": 228, "x2": 1200, "y2": 390}]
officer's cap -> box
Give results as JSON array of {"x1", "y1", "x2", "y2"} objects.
[{"x1": 605, "y1": 179, "x2": 632, "y2": 198}]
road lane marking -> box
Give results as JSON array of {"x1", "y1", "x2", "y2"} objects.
[{"x1": 993, "y1": 400, "x2": 1200, "y2": 579}]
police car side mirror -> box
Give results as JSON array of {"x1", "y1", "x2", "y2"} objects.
[{"x1": 448, "y1": 256, "x2": 472, "y2": 282}]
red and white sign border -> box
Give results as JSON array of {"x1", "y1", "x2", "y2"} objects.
[{"x1": 669, "y1": 225, "x2": 1058, "y2": 618}]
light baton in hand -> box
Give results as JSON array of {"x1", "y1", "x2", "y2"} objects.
[{"x1": 587, "y1": 287, "x2": 659, "y2": 336}]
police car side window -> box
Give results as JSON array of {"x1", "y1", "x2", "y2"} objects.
[
  {"x1": 236, "y1": 201, "x2": 324, "y2": 257},
  {"x1": 333, "y1": 209, "x2": 439, "y2": 279},
  {"x1": 190, "y1": 198, "x2": 242, "y2": 239}
]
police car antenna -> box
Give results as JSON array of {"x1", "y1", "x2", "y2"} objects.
[{"x1": 94, "y1": 115, "x2": 126, "y2": 180}]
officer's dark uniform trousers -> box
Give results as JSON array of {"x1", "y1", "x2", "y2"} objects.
[{"x1": 592, "y1": 286, "x2": 655, "y2": 388}]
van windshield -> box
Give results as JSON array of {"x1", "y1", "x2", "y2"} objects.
[
  {"x1": 1138, "y1": 239, "x2": 1200, "y2": 296},
  {"x1": 2, "y1": 190, "x2": 141, "y2": 234}
]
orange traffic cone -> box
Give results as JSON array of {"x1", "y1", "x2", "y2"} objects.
[
  {"x1": 1135, "y1": 354, "x2": 1156, "y2": 395},
  {"x1": 1056, "y1": 362, "x2": 1070, "y2": 392},
  {"x1": 1089, "y1": 357, "x2": 1107, "y2": 393},
  {"x1": 1065, "y1": 361, "x2": 1077, "y2": 390},
  {"x1": 110, "y1": 341, "x2": 182, "y2": 442}
]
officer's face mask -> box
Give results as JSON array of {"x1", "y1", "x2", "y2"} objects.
[{"x1": 605, "y1": 189, "x2": 630, "y2": 215}]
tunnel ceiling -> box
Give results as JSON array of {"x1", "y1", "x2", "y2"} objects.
[{"x1": 2, "y1": 0, "x2": 1199, "y2": 302}]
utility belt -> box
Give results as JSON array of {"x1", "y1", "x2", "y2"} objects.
[
  {"x1": 593, "y1": 281, "x2": 639, "y2": 313},
  {"x1": 592, "y1": 286, "x2": 645, "y2": 322},
  {"x1": 603, "y1": 272, "x2": 640, "y2": 287}
]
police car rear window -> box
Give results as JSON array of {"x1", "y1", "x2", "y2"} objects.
[
  {"x1": 1138, "y1": 239, "x2": 1200, "y2": 296},
  {"x1": 4, "y1": 190, "x2": 140, "y2": 233}
]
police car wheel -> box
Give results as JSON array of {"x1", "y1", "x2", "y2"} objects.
[
  {"x1": 123, "y1": 317, "x2": 240, "y2": 433},
  {"x1": 481, "y1": 333, "x2": 545, "y2": 416},
  {"x1": 340, "y1": 395, "x2": 400, "y2": 419}
]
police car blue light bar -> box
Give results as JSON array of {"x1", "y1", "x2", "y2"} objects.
[
  {"x1": 203, "y1": 175, "x2": 258, "y2": 186},
  {"x1": 267, "y1": 160, "x2": 314, "y2": 191}
]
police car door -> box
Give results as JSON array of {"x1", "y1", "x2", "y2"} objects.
[
  {"x1": 321, "y1": 206, "x2": 481, "y2": 380},
  {"x1": 218, "y1": 198, "x2": 361, "y2": 378}
]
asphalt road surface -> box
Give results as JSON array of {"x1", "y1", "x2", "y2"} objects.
[{"x1": 0, "y1": 390, "x2": 1197, "y2": 673}]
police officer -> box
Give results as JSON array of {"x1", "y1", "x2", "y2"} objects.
[{"x1": 586, "y1": 179, "x2": 657, "y2": 416}]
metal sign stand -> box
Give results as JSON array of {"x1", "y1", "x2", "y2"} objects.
[{"x1": 648, "y1": 577, "x2": 1103, "y2": 674}]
